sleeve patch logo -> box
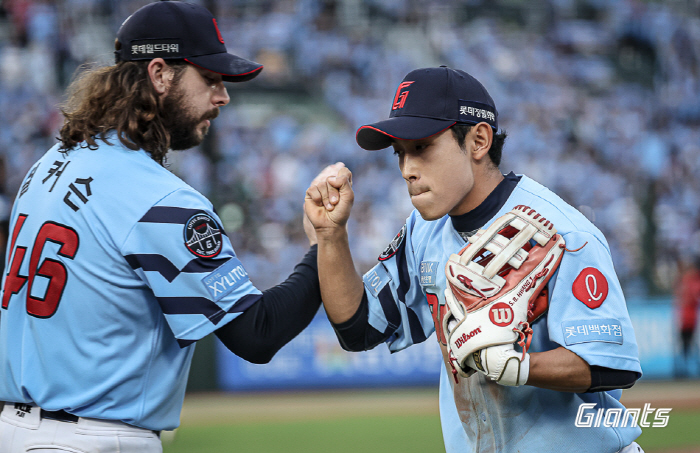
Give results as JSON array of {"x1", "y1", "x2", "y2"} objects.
[
  {"x1": 202, "y1": 257, "x2": 248, "y2": 301},
  {"x1": 562, "y1": 318, "x2": 623, "y2": 345},
  {"x1": 378, "y1": 224, "x2": 406, "y2": 261},
  {"x1": 572, "y1": 267, "x2": 609, "y2": 309},
  {"x1": 184, "y1": 213, "x2": 223, "y2": 258},
  {"x1": 364, "y1": 264, "x2": 391, "y2": 298}
]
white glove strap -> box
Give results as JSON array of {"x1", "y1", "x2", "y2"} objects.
[{"x1": 477, "y1": 345, "x2": 530, "y2": 386}]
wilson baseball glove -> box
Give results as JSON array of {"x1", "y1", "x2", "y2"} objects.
[{"x1": 442, "y1": 205, "x2": 566, "y2": 386}]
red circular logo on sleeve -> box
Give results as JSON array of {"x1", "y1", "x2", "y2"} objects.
[{"x1": 572, "y1": 267, "x2": 609, "y2": 309}]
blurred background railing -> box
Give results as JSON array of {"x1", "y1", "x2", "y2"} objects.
[{"x1": 0, "y1": 0, "x2": 698, "y2": 390}]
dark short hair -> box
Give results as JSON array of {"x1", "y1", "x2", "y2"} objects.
[{"x1": 450, "y1": 123, "x2": 507, "y2": 167}]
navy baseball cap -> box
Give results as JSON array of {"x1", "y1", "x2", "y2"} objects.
[
  {"x1": 356, "y1": 66, "x2": 498, "y2": 150},
  {"x1": 115, "y1": 1, "x2": 263, "y2": 82}
]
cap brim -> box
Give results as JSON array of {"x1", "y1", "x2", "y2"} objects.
[
  {"x1": 185, "y1": 53, "x2": 263, "y2": 82},
  {"x1": 356, "y1": 116, "x2": 456, "y2": 150}
]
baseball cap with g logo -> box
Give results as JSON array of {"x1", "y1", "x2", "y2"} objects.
[
  {"x1": 356, "y1": 66, "x2": 498, "y2": 150},
  {"x1": 115, "y1": 0, "x2": 263, "y2": 82}
]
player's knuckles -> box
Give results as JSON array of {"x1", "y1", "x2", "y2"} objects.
[
  {"x1": 306, "y1": 189, "x2": 328, "y2": 209},
  {"x1": 305, "y1": 187, "x2": 322, "y2": 203},
  {"x1": 326, "y1": 185, "x2": 340, "y2": 201}
]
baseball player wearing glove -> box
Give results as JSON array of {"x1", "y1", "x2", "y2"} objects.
[
  {"x1": 306, "y1": 67, "x2": 644, "y2": 453},
  {"x1": 0, "y1": 2, "x2": 331, "y2": 452}
]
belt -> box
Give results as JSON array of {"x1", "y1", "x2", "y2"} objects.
[
  {"x1": 12, "y1": 404, "x2": 160, "y2": 437},
  {"x1": 40, "y1": 408, "x2": 79, "y2": 423}
]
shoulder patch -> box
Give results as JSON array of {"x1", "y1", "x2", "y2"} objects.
[
  {"x1": 379, "y1": 225, "x2": 406, "y2": 261},
  {"x1": 202, "y1": 257, "x2": 249, "y2": 301},
  {"x1": 572, "y1": 267, "x2": 609, "y2": 309},
  {"x1": 562, "y1": 318, "x2": 623, "y2": 345},
  {"x1": 364, "y1": 264, "x2": 391, "y2": 299},
  {"x1": 184, "y1": 213, "x2": 223, "y2": 258}
]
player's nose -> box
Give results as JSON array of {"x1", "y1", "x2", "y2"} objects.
[
  {"x1": 212, "y1": 82, "x2": 230, "y2": 107},
  {"x1": 400, "y1": 154, "x2": 419, "y2": 182}
]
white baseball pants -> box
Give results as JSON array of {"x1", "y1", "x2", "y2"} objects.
[{"x1": 0, "y1": 403, "x2": 162, "y2": 453}]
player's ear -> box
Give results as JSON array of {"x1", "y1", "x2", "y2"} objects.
[
  {"x1": 147, "y1": 58, "x2": 174, "y2": 96},
  {"x1": 471, "y1": 122, "x2": 493, "y2": 161}
]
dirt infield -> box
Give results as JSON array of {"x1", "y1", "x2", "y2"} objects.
[
  {"x1": 179, "y1": 379, "x2": 700, "y2": 427},
  {"x1": 620, "y1": 379, "x2": 700, "y2": 411}
]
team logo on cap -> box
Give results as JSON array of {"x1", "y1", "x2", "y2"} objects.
[
  {"x1": 392, "y1": 81, "x2": 414, "y2": 110},
  {"x1": 212, "y1": 18, "x2": 224, "y2": 44},
  {"x1": 184, "y1": 213, "x2": 223, "y2": 258}
]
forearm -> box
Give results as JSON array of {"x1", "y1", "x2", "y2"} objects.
[
  {"x1": 215, "y1": 246, "x2": 321, "y2": 364},
  {"x1": 317, "y1": 228, "x2": 365, "y2": 324},
  {"x1": 526, "y1": 347, "x2": 591, "y2": 392}
]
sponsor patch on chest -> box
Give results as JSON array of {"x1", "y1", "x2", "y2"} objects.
[
  {"x1": 419, "y1": 261, "x2": 439, "y2": 286},
  {"x1": 202, "y1": 257, "x2": 249, "y2": 301}
]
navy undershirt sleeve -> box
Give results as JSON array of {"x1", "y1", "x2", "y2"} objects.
[
  {"x1": 587, "y1": 365, "x2": 640, "y2": 392},
  {"x1": 215, "y1": 245, "x2": 322, "y2": 364},
  {"x1": 331, "y1": 291, "x2": 389, "y2": 352}
]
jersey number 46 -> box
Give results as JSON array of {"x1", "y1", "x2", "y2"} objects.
[{"x1": 2, "y1": 214, "x2": 79, "y2": 318}]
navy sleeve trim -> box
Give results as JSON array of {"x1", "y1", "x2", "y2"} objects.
[
  {"x1": 332, "y1": 291, "x2": 391, "y2": 351},
  {"x1": 406, "y1": 306, "x2": 427, "y2": 344},
  {"x1": 378, "y1": 284, "x2": 401, "y2": 333},
  {"x1": 139, "y1": 206, "x2": 204, "y2": 224},
  {"x1": 395, "y1": 238, "x2": 411, "y2": 303},
  {"x1": 126, "y1": 254, "x2": 229, "y2": 282},
  {"x1": 177, "y1": 339, "x2": 196, "y2": 348},
  {"x1": 157, "y1": 296, "x2": 227, "y2": 324},
  {"x1": 158, "y1": 293, "x2": 261, "y2": 327}
]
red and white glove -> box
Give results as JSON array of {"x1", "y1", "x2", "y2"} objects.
[{"x1": 442, "y1": 205, "x2": 566, "y2": 385}]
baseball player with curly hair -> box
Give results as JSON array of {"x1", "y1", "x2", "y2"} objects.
[
  {"x1": 306, "y1": 66, "x2": 644, "y2": 452},
  {"x1": 0, "y1": 2, "x2": 331, "y2": 452}
]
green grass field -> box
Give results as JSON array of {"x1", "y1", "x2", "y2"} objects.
[
  {"x1": 636, "y1": 410, "x2": 700, "y2": 452},
  {"x1": 163, "y1": 411, "x2": 700, "y2": 453},
  {"x1": 163, "y1": 384, "x2": 700, "y2": 453},
  {"x1": 164, "y1": 414, "x2": 443, "y2": 453}
]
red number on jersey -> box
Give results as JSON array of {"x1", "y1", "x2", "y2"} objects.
[
  {"x1": 2, "y1": 214, "x2": 29, "y2": 309},
  {"x1": 427, "y1": 292, "x2": 448, "y2": 346},
  {"x1": 2, "y1": 216, "x2": 79, "y2": 318}
]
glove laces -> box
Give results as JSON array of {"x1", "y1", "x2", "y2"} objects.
[
  {"x1": 447, "y1": 350, "x2": 461, "y2": 384},
  {"x1": 513, "y1": 321, "x2": 533, "y2": 361}
]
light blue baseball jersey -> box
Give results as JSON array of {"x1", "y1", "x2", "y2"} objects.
[
  {"x1": 0, "y1": 136, "x2": 261, "y2": 431},
  {"x1": 362, "y1": 175, "x2": 642, "y2": 453}
]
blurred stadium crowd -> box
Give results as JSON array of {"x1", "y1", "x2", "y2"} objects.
[{"x1": 0, "y1": 0, "x2": 698, "y2": 298}]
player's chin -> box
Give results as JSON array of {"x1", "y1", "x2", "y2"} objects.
[
  {"x1": 413, "y1": 199, "x2": 448, "y2": 221},
  {"x1": 198, "y1": 123, "x2": 210, "y2": 137}
]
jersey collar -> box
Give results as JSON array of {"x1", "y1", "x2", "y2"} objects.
[{"x1": 449, "y1": 171, "x2": 521, "y2": 236}]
